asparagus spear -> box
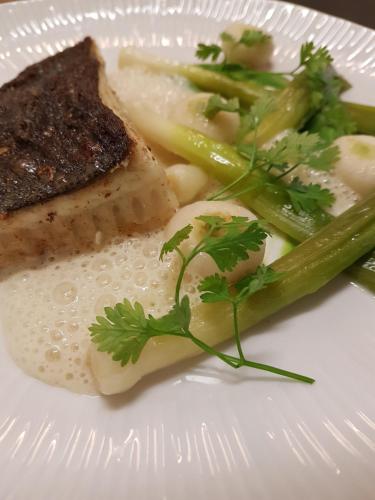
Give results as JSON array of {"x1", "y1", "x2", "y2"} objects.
[
  {"x1": 119, "y1": 48, "x2": 266, "y2": 104},
  {"x1": 243, "y1": 75, "x2": 311, "y2": 145},
  {"x1": 119, "y1": 48, "x2": 375, "y2": 142},
  {"x1": 344, "y1": 102, "x2": 375, "y2": 135},
  {"x1": 128, "y1": 109, "x2": 375, "y2": 292},
  {"x1": 90, "y1": 193, "x2": 375, "y2": 394}
]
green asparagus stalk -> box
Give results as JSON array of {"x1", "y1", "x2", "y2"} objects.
[
  {"x1": 119, "y1": 48, "x2": 266, "y2": 104},
  {"x1": 244, "y1": 75, "x2": 311, "y2": 145},
  {"x1": 129, "y1": 109, "x2": 375, "y2": 292},
  {"x1": 344, "y1": 102, "x2": 375, "y2": 135},
  {"x1": 119, "y1": 48, "x2": 375, "y2": 142},
  {"x1": 236, "y1": 191, "x2": 375, "y2": 333}
]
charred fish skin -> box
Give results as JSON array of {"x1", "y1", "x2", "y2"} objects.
[
  {"x1": 0, "y1": 38, "x2": 178, "y2": 268},
  {"x1": 0, "y1": 37, "x2": 133, "y2": 216}
]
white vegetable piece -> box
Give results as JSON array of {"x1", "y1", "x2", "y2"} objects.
[
  {"x1": 89, "y1": 300, "x2": 234, "y2": 395},
  {"x1": 164, "y1": 200, "x2": 265, "y2": 282},
  {"x1": 221, "y1": 23, "x2": 274, "y2": 70},
  {"x1": 166, "y1": 163, "x2": 209, "y2": 205},
  {"x1": 334, "y1": 135, "x2": 375, "y2": 197}
]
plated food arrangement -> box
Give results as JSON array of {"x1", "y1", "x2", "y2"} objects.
[{"x1": 0, "y1": 23, "x2": 374, "y2": 397}]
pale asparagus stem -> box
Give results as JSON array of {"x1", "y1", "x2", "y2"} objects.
[
  {"x1": 344, "y1": 102, "x2": 375, "y2": 135},
  {"x1": 119, "y1": 48, "x2": 375, "y2": 139},
  {"x1": 118, "y1": 48, "x2": 265, "y2": 103},
  {"x1": 90, "y1": 193, "x2": 375, "y2": 394}
]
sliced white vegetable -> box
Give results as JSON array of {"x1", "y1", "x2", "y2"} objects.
[
  {"x1": 166, "y1": 164, "x2": 209, "y2": 205},
  {"x1": 164, "y1": 200, "x2": 265, "y2": 282},
  {"x1": 334, "y1": 135, "x2": 375, "y2": 197},
  {"x1": 221, "y1": 23, "x2": 273, "y2": 70}
]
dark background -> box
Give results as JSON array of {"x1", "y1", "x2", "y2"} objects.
[{"x1": 292, "y1": 0, "x2": 375, "y2": 29}]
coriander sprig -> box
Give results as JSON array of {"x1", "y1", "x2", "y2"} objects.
[
  {"x1": 196, "y1": 28, "x2": 271, "y2": 63},
  {"x1": 207, "y1": 102, "x2": 339, "y2": 213},
  {"x1": 90, "y1": 216, "x2": 315, "y2": 384}
]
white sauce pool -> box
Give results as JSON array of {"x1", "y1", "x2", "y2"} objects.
[{"x1": 0, "y1": 231, "x2": 202, "y2": 394}]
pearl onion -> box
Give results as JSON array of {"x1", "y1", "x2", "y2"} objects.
[
  {"x1": 166, "y1": 164, "x2": 209, "y2": 205},
  {"x1": 164, "y1": 201, "x2": 265, "y2": 282},
  {"x1": 221, "y1": 23, "x2": 273, "y2": 70},
  {"x1": 334, "y1": 135, "x2": 375, "y2": 197}
]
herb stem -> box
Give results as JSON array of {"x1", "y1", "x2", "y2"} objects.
[
  {"x1": 175, "y1": 248, "x2": 188, "y2": 304},
  {"x1": 184, "y1": 328, "x2": 314, "y2": 383},
  {"x1": 230, "y1": 357, "x2": 315, "y2": 383},
  {"x1": 186, "y1": 332, "x2": 240, "y2": 368},
  {"x1": 274, "y1": 163, "x2": 300, "y2": 180},
  {"x1": 232, "y1": 302, "x2": 245, "y2": 362},
  {"x1": 208, "y1": 170, "x2": 250, "y2": 200}
]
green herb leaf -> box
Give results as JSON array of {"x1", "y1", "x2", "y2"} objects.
[
  {"x1": 258, "y1": 131, "x2": 339, "y2": 172},
  {"x1": 89, "y1": 299, "x2": 153, "y2": 366},
  {"x1": 236, "y1": 94, "x2": 276, "y2": 142},
  {"x1": 307, "y1": 144, "x2": 340, "y2": 170},
  {"x1": 235, "y1": 265, "x2": 282, "y2": 299},
  {"x1": 196, "y1": 43, "x2": 222, "y2": 62},
  {"x1": 286, "y1": 177, "x2": 335, "y2": 213},
  {"x1": 220, "y1": 32, "x2": 235, "y2": 43},
  {"x1": 196, "y1": 215, "x2": 269, "y2": 272},
  {"x1": 299, "y1": 42, "x2": 333, "y2": 75},
  {"x1": 204, "y1": 95, "x2": 240, "y2": 119},
  {"x1": 149, "y1": 296, "x2": 191, "y2": 334},
  {"x1": 306, "y1": 97, "x2": 358, "y2": 144},
  {"x1": 198, "y1": 274, "x2": 231, "y2": 303},
  {"x1": 239, "y1": 29, "x2": 271, "y2": 47},
  {"x1": 160, "y1": 224, "x2": 193, "y2": 261}
]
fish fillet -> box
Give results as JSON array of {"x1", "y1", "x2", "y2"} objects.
[{"x1": 0, "y1": 37, "x2": 177, "y2": 266}]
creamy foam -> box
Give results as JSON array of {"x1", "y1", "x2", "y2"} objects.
[{"x1": 0, "y1": 231, "x2": 202, "y2": 394}]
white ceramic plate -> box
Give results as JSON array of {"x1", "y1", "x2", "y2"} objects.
[{"x1": 0, "y1": 1, "x2": 374, "y2": 499}]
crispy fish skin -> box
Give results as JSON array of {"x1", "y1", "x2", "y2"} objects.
[
  {"x1": 0, "y1": 38, "x2": 177, "y2": 265},
  {"x1": 0, "y1": 38, "x2": 133, "y2": 215}
]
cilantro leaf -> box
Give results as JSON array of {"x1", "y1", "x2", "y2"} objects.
[
  {"x1": 220, "y1": 32, "x2": 235, "y2": 43},
  {"x1": 160, "y1": 224, "x2": 193, "y2": 260},
  {"x1": 204, "y1": 95, "x2": 240, "y2": 119},
  {"x1": 89, "y1": 299, "x2": 153, "y2": 365},
  {"x1": 297, "y1": 43, "x2": 342, "y2": 114},
  {"x1": 286, "y1": 177, "x2": 335, "y2": 213},
  {"x1": 239, "y1": 29, "x2": 271, "y2": 47},
  {"x1": 198, "y1": 274, "x2": 231, "y2": 303},
  {"x1": 299, "y1": 42, "x2": 333, "y2": 75},
  {"x1": 235, "y1": 265, "x2": 282, "y2": 299},
  {"x1": 196, "y1": 43, "x2": 222, "y2": 62},
  {"x1": 89, "y1": 296, "x2": 193, "y2": 366},
  {"x1": 199, "y1": 266, "x2": 282, "y2": 306},
  {"x1": 306, "y1": 98, "x2": 357, "y2": 144},
  {"x1": 236, "y1": 94, "x2": 276, "y2": 142},
  {"x1": 307, "y1": 144, "x2": 340, "y2": 170},
  {"x1": 258, "y1": 131, "x2": 339, "y2": 172},
  {"x1": 149, "y1": 295, "x2": 191, "y2": 333},
  {"x1": 196, "y1": 215, "x2": 268, "y2": 272}
]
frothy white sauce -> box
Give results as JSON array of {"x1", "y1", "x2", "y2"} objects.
[{"x1": 0, "y1": 231, "x2": 202, "y2": 394}]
